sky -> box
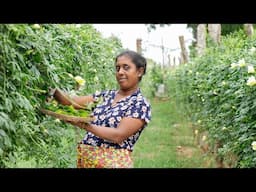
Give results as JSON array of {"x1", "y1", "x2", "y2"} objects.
[{"x1": 93, "y1": 24, "x2": 194, "y2": 66}]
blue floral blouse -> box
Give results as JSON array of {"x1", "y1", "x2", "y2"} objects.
[{"x1": 82, "y1": 89, "x2": 151, "y2": 151}]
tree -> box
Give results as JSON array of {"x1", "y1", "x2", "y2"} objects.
[{"x1": 146, "y1": 24, "x2": 170, "y2": 32}]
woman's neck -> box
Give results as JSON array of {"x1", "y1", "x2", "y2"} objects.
[{"x1": 118, "y1": 86, "x2": 139, "y2": 96}]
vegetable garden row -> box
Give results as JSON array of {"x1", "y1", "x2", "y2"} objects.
[{"x1": 1, "y1": 24, "x2": 256, "y2": 167}]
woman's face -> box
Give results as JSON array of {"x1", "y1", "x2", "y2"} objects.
[{"x1": 115, "y1": 55, "x2": 142, "y2": 91}]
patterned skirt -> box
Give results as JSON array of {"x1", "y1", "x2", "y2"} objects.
[{"x1": 77, "y1": 143, "x2": 133, "y2": 168}]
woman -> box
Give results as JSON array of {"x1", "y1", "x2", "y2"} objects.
[{"x1": 54, "y1": 50, "x2": 151, "y2": 168}]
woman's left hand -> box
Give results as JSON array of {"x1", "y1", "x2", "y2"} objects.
[{"x1": 64, "y1": 120, "x2": 90, "y2": 130}]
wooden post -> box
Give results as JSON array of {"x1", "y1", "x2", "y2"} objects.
[
  {"x1": 168, "y1": 54, "x2": 171, "y2": 67},
  {"x1": 179, "y1": 35, "x2": 189, "y2": 64},
  {"x1": 197, "y1": 24, "x2": 206, "y2": 56},
  {"x1": 136, "y1": 38, "x2": 142, "y2": 54},
  {"x1": 208, "y1": 24, "x2": 221, "y2": 44},
  {"x1": 161, "y1": 38, "x2": 164, "y2": 68},
  {"x1": 244, "y1": 24, "x2": 254, "y2": 37},
  {"x1": 178, "y1": 57, "x2": 181, "y2": 65},
  {"x1": 173, "y1": 56, "x2": 176, "y2": 66}
]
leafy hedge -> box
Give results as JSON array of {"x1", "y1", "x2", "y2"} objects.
[
  {"x1": 171, "y1": 30, "x2": 256, "y2": 167},
  {"x1": 0, "y1": 24, "x2": 122, "y2": 167}
]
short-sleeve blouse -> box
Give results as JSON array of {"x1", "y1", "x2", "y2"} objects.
[{"x1": 82, "y1": 89, "x2": 151, "y2": 151}]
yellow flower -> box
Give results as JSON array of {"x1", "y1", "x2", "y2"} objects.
[
  {"x1": 221, "y1": 81, "x2": 226, "y2": 86},
  {"x1": 74, "y1": 76, "x2": 85, "y2": 86},
  {"x1": 54, "y1": 119, "x2": 61, "y2": 123},
  {"x1": 33, "y1": 24, "x2": 41, "y2": 29},
  {"x1": 194, "y1": 129, "x2": 198, "y2": 135},
  {"x1": 238, "y1": 58, "x2": 246, "y2": 67},
  {"x1": 202, "y1": 135, "x2": 207, "y2": 141},
  {"x1": 251, "y1": 141, "x2": 256, "y2": 151},
  {"x1": 246, "y1": 76, "x2": 256, "y2": 86},
  {"x1": 247, "y1": 65, "x2": 255, "y2": 74},
  {"x1": 43, "y1": 128, "x2": 48, "y2": 134},
  {"x1": 230, "y1": 63, "x2": 237, "y2": 68}
]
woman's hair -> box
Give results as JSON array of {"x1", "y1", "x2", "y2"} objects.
[{"x1": 115, "y1": 50, "x2": 147, "y2": 81}]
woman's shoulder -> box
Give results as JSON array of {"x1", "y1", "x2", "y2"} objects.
[
  {"x1": 133, "y1": 90, "x2": 151, "y2": 107},
  {"x1": 94, "y1": 89, "x2": 116, "y2": 97}
]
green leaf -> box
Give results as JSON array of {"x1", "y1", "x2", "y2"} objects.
[
  {"x1": 5, "y1": 98, "x2": 13, "y2": 112},
  {"x1": 0, "y1": 129, "x2": 7, "y2": 137},
  {"x1": 15, "y1": 92, "x2": 33, "y2": 111}
]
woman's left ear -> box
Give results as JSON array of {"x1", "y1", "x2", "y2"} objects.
[{"x1": 138, "y1": 67, "x2": 144, "y2": 77}]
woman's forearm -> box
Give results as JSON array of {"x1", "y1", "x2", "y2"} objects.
[
  {"x1": 69, "y1": 121, "x2": 123, "y2": 144},
  {"x1": 53, "y1": 88, "x2": 94, "y2": 109},
  {"x1": 72, "y1": 95, "x2": 94, "y2": 106},
  {"x1": 86, "y1": 124, "x2": 123, "y2": 144},
  {"x1": 71, "y1": 117, "x2": 144, "y2": 144}
]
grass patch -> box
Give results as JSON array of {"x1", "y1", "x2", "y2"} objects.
[{"x1": 133, "y1": 97, "x2": 217, "y2": 168}]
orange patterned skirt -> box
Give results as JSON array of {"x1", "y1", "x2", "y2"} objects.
[{"x1": 77, "y1": 143, "x2": 133, "y2": 168}]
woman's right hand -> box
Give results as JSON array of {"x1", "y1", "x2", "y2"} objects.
[
  {"x1": 52, "y1": 88, "x2": 73, "y2": 106},
  {"x1": 53, "y1": 88, "x2": 89, "y2": 109}
]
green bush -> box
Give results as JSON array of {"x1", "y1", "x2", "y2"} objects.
[
  {"x1": 0, "y1": 24, "x2": 122, "y2": 167},
  {"x1": 171, "y1": 29, "x2": 256, "y2": 167}
]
